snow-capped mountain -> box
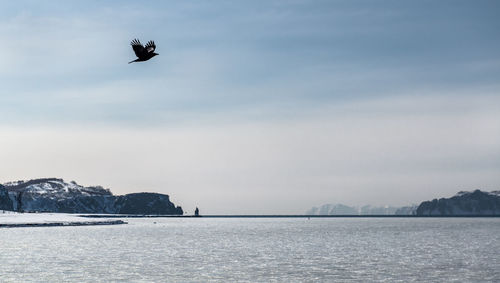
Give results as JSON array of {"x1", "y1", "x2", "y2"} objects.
[
  {"x1": 5, "y1": 178, "x2": 111, "y2": 198},
  {"x1": 0, "y1": 178, "x2": 183, "y2": 215}
]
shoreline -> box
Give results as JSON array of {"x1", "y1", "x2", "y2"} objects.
[
  {"x1": 79, "y1": 214, "x2": 500, "y2": 218},
  {"x1": 2, "y1": 211, "x2": 499, "y2": 228}
]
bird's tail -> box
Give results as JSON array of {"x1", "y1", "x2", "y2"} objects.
[{"x1": 128, "y1": 59, "x2": 138, "y2": 64}]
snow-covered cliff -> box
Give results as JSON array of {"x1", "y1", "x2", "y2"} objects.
[{"x1": 0, "y1": 178, "x2": 183, "y2": 215}]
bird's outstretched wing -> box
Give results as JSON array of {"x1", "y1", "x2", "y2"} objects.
[
  {"x1": 131, "y1": 39, "x2": 146, "y2": 57},
  {"x1": 145, "y1": 40, "x2": 156, "y2": 53}
]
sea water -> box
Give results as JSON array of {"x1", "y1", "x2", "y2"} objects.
[{"x1": 0, "y1": 218, "x2": 499, "y2": 282}]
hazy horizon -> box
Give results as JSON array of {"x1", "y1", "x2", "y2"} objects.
[{"x1": 1, "y1": 1, "x2": 499, "y2": 214}]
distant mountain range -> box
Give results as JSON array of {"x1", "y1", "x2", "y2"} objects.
[
  {"x1": 306, "y1": 204, "x2": 416, "y2": 216},
  {"x1": 0, "y1": 178, "x2": 183, "y2": 215},
  {"x1": 307, "y1": 190, "x2": 500, "y2": 216}
]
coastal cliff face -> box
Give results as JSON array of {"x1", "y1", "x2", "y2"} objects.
[
  {"x1": 416, "y1": 190, "x2": 500, "y2": 216},
  {"x1": 0, "y1": 178, "x2": 183, "y2": 215},
  {"x1": 114, "y1": 193, "x2": 183, "y2": 215},
  {"x1": 0, "y1": 185, "x2": 14, "y2": 211}
]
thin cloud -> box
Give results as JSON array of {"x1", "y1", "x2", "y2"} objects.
[{"x1": 1, "y1": 92, "x2": 499, "y2": 213}]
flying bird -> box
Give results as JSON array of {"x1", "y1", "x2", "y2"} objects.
[{"x1": 128, "y1": 39, "x2": 159, "y2": 64}]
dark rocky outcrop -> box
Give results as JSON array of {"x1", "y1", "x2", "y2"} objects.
[
  {"x1": 416, "y1": 190, "x2": 500, "y2": 216},
  {"x1": 0, "y1": 185, "x2": 14, "y2": 211},
  {"x1": 114, "y1": 193, "x2": 183, "y2": 215},
  {"x1": 0, "y1": 178, "x2": 183, "y2": 215}
]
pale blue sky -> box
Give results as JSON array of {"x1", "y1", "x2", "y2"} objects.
[{"x1": 1, "y1": 1, "x2": 499, "y2": 213}]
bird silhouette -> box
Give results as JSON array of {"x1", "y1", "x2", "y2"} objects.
[{"x1": 128, "y1": 39, "x2": 159, "y2": 64}]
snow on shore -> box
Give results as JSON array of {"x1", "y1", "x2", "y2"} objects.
[{"x1": 0, "y1": 211, "x2": 126, "y2": 227}]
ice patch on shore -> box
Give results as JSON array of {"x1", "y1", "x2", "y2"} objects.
[{"x1": 0, "y1": 211, "x2": 125, "y2": 226}]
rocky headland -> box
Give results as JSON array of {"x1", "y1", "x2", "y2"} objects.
[
  {"x1": 416, "y1": 190, "x2": 500, "y2": 216},
  {"x1": 0, "y1": 178, "x2": 183, "y2": 215}
]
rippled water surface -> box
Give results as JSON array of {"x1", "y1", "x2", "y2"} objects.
[{"x1": 1, "y1": 218, "x2": 499, "y2": 282}]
